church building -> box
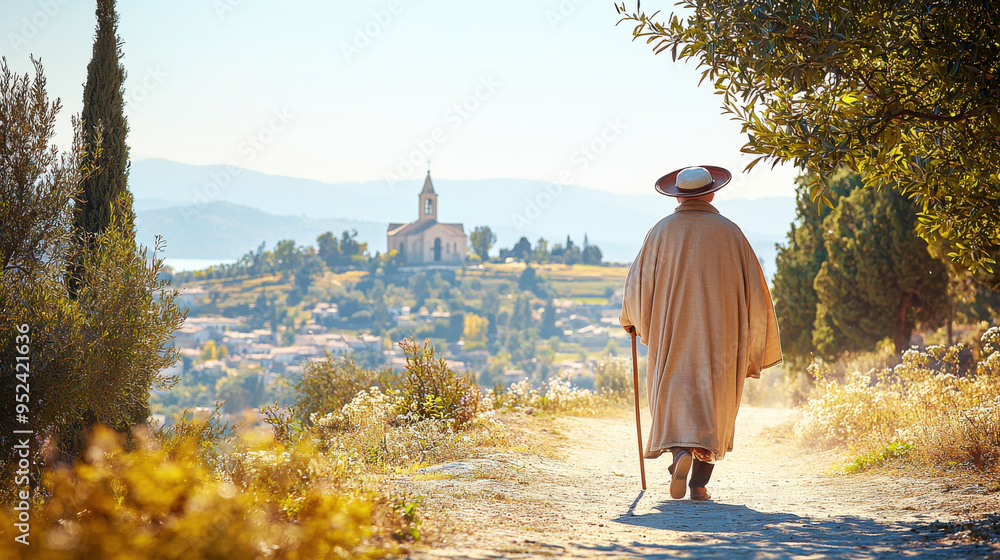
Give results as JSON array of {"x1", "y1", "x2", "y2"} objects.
[{"x1": 387, "y1": 171, "x2": 467, "y2": 265}]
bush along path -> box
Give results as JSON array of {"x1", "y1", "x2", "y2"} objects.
[{"x1": 400, "y1": 406, "x2": 1000, "y2": 559}]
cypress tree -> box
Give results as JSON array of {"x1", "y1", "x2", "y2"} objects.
[
  {"x1": 812, "y1": 183, "x2": 949, "y2": 358},
  {"x1": 1, "y1": 60, "x2": 184, "y2": 463},
  {"x1": 541, "y1": 299, "x2": 558, "y2": 338},
  {"x1": 75, "y1": 0, "x2": 133, "y2": 239},
  {"x1": 65, "y1": 0, "x2": 150, "y2": 448},
  {"x1": 772, "y1": 169, "x2": 858, "y2": 364}
]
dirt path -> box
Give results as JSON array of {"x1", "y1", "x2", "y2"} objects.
[{"x1": 401, "y1": 407, "x2": 1000, "y2": 559}]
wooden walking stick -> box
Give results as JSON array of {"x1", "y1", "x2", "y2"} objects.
[{"x1": 630, "y1": 330, "x2": 647, "y2": 490}]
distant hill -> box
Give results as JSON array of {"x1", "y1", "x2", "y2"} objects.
[
  {"x1": 131, "y1": 159, "x2": 796, "y2": 273},
  {"x1": 136, "y1": 202, "x2": 386, "y2": 260}
]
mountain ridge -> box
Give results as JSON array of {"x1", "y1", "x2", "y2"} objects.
[{"x1": 131, "y1": 159, "x2": 795, "y2": 272}]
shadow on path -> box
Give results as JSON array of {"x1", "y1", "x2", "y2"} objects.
[{"x1": 597, "y1": 493, "x2": 993, "y2": 559}]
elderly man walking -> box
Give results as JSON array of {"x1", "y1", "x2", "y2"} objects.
[{"x1": 620, "y1": 165, "x2": 782, "y2": 501}]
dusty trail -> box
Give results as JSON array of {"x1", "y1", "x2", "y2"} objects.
[{"x1": 400, "y1": 406, "x2": 1000, "y2": 559}]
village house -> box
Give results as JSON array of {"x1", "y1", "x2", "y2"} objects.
[
  {"x1": 568, "y1": 324, "x2": 611, "y2": 348},
  {"x1": 348, "y1": 333, "x2": 383, "y2": 351},
  {"x1": 172, "y1": 323, "x2": 207, "y2": 349},
  {"x1": 192, "y1": 359, "x2": 226, "y2": 378},
  {"x1": 271, "y1": 346, "x2": 322, "y2": 368},
  {"x1": 235, "y1": 351, "x2": 274, "y2": 371},
  {"x1": 185, "y1": 317, "x2": 241, "y2": 336},
  {"x1": 176, "y1": 286, "x2": 208, "y2": 311},
  {"x1": 310, "y1": 302, "x2": 339, "y2": 321},
  {"x1": 222, "y1": 331, "x2": 259, "y2": 354},
  {"x1": 293, "y1": 332, "x2": 352, "y2": 355}
]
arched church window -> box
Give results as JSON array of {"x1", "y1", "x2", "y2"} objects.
[{"x1": 424, "y1": 199, "x2": 433, "y2": 215}]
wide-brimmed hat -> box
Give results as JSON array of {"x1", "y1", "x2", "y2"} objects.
[{"x1": 654, "y1": 165, "x2": 732, "y2": 198}]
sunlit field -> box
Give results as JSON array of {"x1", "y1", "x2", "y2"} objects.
[{"x1": 465, "y1": 262, "x2": 627, "y2": 304}]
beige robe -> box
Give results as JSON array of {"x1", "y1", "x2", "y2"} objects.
[{"x1": 619, "y1": 200, "x2": 782, "y2": 461}]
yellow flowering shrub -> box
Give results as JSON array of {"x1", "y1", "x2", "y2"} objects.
[
  {"x1": 0, "y1": 338, "x2": 625, "y2": 559},
  {"x1": 795, "y1": 328, "x2": 1000, "y2": 473},
  {"x1": 307, "y1": 387, "x2": 510, "y2": 469},
  {"x1": 396, "y1": 338, "x2": 482, "y2": 427},
  {"x1": 794, "y1": 369, "x2": 911, "y2": 448},
  {"x1": 0, "y1": 426, "x2": 411, "y2": 560},
  {"x1": 497, "y1": 376, "x2": 606, "y2": 414},
  {"x1": 594, "y1": 355, "x2": 638, "y2": 403}
]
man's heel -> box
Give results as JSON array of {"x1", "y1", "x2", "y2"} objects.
[{"x1": 670, "y1": 451, "x2": 692, "y2": 499}]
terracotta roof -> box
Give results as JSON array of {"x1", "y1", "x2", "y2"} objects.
[
  {"x1": 388, "y1": 221, "x2": 436, "y2": 237},
  {"x1": 388, "y1": 221, "x2": 464, "y2": 237}
]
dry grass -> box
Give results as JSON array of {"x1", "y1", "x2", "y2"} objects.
[
  {"x1": 463, "y1": 262, "x2": 628, "y2": 302},
  {"x1": 794, "y1": 327, "x2": 1000, "y2": 475}
]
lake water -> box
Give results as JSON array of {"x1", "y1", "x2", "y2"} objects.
[{"x1": 163, "y1": 258, "x2": 237, "y2": 272}]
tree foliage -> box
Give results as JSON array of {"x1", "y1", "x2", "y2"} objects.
[
  {"x1": 293, "y1": 247, "x2": 324, "y2": 291},
  {"x1": 1, "y1": 58, "x2": 84, "y2": 279},
  {"x1": 215, "y1": 369, "x2": 265, "y2": 414},
  {"x1": 617, "y1": 1, "x2": 1000, "y2": 272},
  {"x1": 1, "y1": 59, "x2": 184, "y2": 469},
  {"x1": 175, "y1": 232, "x2": 372, "y2": 283},
  {"x1": 812, "y1": 176, "x2": 948, "y2": 357},
  {"x1": 462, "y1": 313, "x2": 489, "y2": 351},
  {"x1": 511, "y1": 236, "x2": 533, "y2": 262},
  {"x1": 76, "y1": 0, "x2": 133, "y2": 237},
  {"x1": 293, "y1": 354, "x2": 397, "y2": 424},
  {"x1": 541, "y1": 299, "x2": 558, "y2": 338},
  {"x1": 317, "y1": 229, "x2": 369, "y2": 268},
  {"x1": 396, "y1": 337, "x2": 482, "y2": 427},
  {"x1": 582, "y1": 245, "x2": 603, "y2": 265},
  {"x1": 469, "y1": 226, "x2": 496, "y2": 262},
  {"x1": 508, "y1": 293, "x2": 534, "y2": 331},
  {"x1": 772, "y1": 168, "x2": 859, "y2": 363},
  {"x1": 534, "y1": 238, "x2": 550, "y2": 262},
  {"x1": 518, "y1": 266, "x2": 540, "y2": 294}
]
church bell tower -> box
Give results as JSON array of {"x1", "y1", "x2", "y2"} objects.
[{"x1": 418, "y1": 170, "x2": 438, "y2": 222}]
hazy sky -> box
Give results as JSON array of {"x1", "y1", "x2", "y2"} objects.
[{"x1": 3, "y1": 0, "x2": 800, "y2": 200}]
